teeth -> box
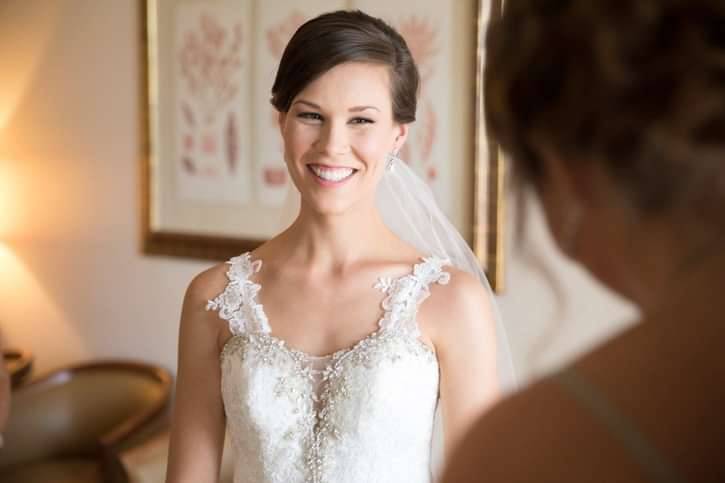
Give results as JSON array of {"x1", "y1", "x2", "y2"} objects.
[{"x1": 309, "y1": 165, "x2": 355, "y2": 182}]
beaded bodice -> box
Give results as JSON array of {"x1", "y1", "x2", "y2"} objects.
[{"x1": 207, "y1": 253, "x2": 450, "y2": 483}]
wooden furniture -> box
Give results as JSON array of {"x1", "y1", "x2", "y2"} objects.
[
  {"x1": 0, "y1": 360, "x2": 172, "y2": 483},
  {"x1": 2, "y1": 348, "x2": 33, "y2": 388}
]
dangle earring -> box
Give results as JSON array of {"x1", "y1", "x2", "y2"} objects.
[{"x1": 386, "y1": 150, "x2": 401, "y2": 172}]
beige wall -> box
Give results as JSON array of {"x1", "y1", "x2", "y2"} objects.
[
  {"x1": 0, "y1": 0, "x2": 636, "y2": 381},
  {"x1": 0, "y1": 0, "x2": 208, "y2": 375},
  {"x1": 497, "y1": 194, "x2": 637, "y2": 377}
]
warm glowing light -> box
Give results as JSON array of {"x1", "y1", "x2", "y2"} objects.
[
  {"x1": 0, "y1": 162, "x2": 18, "y2": 239},
  {"x1": 0, "y1": 1, "x2": 63, "y2": 131},
  {"x1": 0, "y1": 38, "x2": 34, "y2": 132},
  {"x1": 0, "y1": 243, "x2": 91, "y2": 370}
]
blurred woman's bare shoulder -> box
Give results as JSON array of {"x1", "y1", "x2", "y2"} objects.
[{"x1": 442, "y1": 374, "x2": 653, "y2": 483}]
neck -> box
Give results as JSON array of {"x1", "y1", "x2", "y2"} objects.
[
  {"x1": 629, "y1": 226, "x2": 725, "y2": 319},
  {"x1": 273, "y1": 199, "x2": 398, "y2": 273}
]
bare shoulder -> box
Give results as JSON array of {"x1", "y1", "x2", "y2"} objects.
[
  {"x1": 425, "y1": 266, "x2": 492, "y2": 309},
  {"x1": 442, "y1": 378, "x2": 648, "y2": 483},
  {"x1": 433, "y1": 266, "x2": 492, "y2": 304},
  {"x1": 419, "y1": 266, "x2": 497, "y2": 349},
  {"x1": 184, "y1": 262, "x2": 231, "y2": 308},
  {"x1": 178, "y1": 262, "x2": 232, "y2": 351}
]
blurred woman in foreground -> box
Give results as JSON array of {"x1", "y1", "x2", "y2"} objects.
[{"x1": 444, "y1": 0, "x2": 725, "y2": 481}]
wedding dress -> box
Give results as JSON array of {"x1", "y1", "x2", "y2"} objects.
[{"x1": 206, "y1": 252, "x2": 452, "y2": 483}]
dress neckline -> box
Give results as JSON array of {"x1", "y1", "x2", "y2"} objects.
[{"x1": 219, "y1": 252, "x2": 447, "y2": 361}]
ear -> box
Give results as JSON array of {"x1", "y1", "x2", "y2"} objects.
[{"x1": 392, "y1": 123, "x2": 410, "y2": 153}]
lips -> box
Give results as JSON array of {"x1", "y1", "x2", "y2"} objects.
[{"x1": 307, "y1": 164, "x2": 358, "y2": 183}]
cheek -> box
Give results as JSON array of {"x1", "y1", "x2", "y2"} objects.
[
  {"x1": 351, "y1": 129, "x2": 391, "y2": 165},
  {"x1": 282, "y1": 124, "x2": 317, "y2": 161}
]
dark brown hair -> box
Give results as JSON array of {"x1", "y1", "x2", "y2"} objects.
[
  {"x1": 271, "y1": 10, "x2": 419, "y2": 124},
  {"x1": 485, "y1": 0, "x2": 725, "y2": 219}
]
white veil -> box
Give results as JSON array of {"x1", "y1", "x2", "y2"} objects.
[
  {"x1": 376, "y1": 154, "x2": 516, "y2": 480},
  {"x1": 377, "y1": 154, "x2": 517, "y2": 391}
]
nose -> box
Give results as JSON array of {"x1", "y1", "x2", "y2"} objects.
[{"x1": 316, "y1": 120, "x2": 349, "y2": 156}]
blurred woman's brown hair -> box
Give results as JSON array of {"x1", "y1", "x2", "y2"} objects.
[
  {"x1": 486, "y1": 0, "x2": 725, "y2": 222},
  {"x1": 443, "y1": 1, "x2": 725, "y2": 482}
]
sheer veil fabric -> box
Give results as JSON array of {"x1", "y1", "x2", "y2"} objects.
[
  {"x1": 377, "y1": 155, "x2": 517, "y2": 390},
  {"x1": 377, "y1": 154, "x2": 516, "y2": 477}
]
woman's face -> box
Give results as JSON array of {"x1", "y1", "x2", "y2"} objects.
[{"x1": 278, "y1": 61, "x2": 408, "y2": 216}]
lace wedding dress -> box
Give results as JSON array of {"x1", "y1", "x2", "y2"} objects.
[{"x1": 206, "y1": 252, "x2": 451, "y2": 483}]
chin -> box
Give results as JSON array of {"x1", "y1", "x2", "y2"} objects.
[
  {"x1": 302, "y1": 195, "x2": 358, "y2": 217},
  {"x1": 295, "y1": 173, "x2": 376, "y2": 218}
]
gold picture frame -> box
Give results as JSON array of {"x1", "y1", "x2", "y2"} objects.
[{"x1": 140, "y1": 0, "x2": 506, "y2": 291}]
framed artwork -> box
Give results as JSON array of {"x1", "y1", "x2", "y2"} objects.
[{"x1": 141, "y1": 0, "x2": 506, "y2": 291}]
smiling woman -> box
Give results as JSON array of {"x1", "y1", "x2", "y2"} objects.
[
  {"x1": 278, "y1": 62, "x2": 407, "y2": 215},
  {"x1": 164, "y1": 9, "x2": 514, "y2": 483}
]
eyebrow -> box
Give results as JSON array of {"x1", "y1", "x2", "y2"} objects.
[{"x1": 292, "y1": 99, "x2": 380, "y2": 112}]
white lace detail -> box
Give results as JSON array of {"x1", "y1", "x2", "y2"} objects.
[
  {"x1": 206, "y1": 253, "x2": 269, "y2": 335},
  {"x1": 374, "y1": 256, "x2": 451, "y2": 337},
  {"x1": 208, "y1": 253, "x2": 450, "y2": 483}
]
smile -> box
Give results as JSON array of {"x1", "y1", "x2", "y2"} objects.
[{"x1": 307, "y1": 164, "x2": 358, "y2": 184}]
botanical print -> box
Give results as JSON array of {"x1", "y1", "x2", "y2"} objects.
[
  {"x1": 252, "y1": 9, "x2": 306, "y2": 207},
  {"x1": 174, "y1": 2, "x2": 253, "y2": 203},
  {"x1": 397, "y1": 16, "x2": 439, "y2": 179},
  {"x1": 266, "y1": 11, "x2": 307, "y2": 59}
]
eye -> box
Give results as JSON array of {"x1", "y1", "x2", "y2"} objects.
[
  {"x1": 350, "y1": 117, "x2": 374, "y2": 125},
  {"x1": 297, "y1": 112, "x2": 323, "y2": 121}
]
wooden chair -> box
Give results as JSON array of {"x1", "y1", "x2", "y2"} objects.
[
  {"x1": 0, "y1": 360, "x2": 172, "y2": 483},
  {"x1": 2, "y1": 348, "x2": 34, "y2": 388}
]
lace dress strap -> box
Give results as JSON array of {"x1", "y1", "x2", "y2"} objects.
[
  {"x1": 374, "y1": 256, "x2": 451, "y2": 337},
  {"x1": 205, "y1": 252, "x2": 271, "y2": 335}
]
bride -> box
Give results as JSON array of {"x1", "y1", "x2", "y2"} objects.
[{"x1": 165, "y1": 10, "x2": 513, "y2": 483}]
